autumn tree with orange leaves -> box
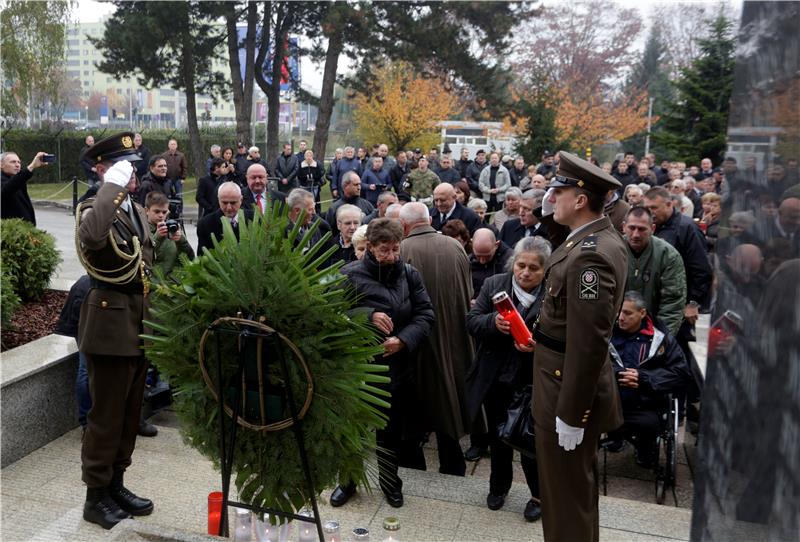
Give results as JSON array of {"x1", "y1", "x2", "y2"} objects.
[{"x1": 352, "y1": 63, "x2": 462, "y2": 153}]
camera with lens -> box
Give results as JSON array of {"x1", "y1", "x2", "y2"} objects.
[{"x1": 165, "y1": 219, "x2": 180, "y2": 235}]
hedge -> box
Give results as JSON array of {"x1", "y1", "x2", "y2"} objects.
[{"x1": 0, "y1": 219, "x2": 61, "y2": 302}]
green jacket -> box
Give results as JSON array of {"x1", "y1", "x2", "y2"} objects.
[
  {"x1": 149, "y1": 223, "x2": 195, "y2": 278},
  {"x1": 625, "y1": 235, "x2": 686, "y2": 336},
  {"x1": 405, "y1": 169, "x2": 440, "y2": 201}
]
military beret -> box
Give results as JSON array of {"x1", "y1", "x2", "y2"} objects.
[
  {"x1": 549, "y1": 151, "x2": 621, "y2": 194},
  {"x1": 81, "y1": 131, "x2": 141, "y2": 164}
]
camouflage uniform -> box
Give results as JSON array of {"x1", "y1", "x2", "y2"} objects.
[{"x1": 405, "y1": 169, "x2": 440, "y2": 201}]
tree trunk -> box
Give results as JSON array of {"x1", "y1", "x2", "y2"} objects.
[
  {"x1": 180, "y1": 21, "x2": 204, "y2": 179},
  {"x1": 312, "y1": 26, "x2": 344, "y2": 161},
  {"x1": 226, "y1": 1, "x2": 258, "y2": 146}
]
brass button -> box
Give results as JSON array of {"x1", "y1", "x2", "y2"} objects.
[
  {"x1": 118, "y1": 192, "x2": 124, "y2": 197},
  {"x1": 122, "y1": 240, "x2": 128, "y2": 246},
  {"x1": 113, "y1": 199, "x2": 120, "y2": 205},
  {"x1": 585, "y1": 410, "x2": 591, "y2": 414},
  {"x1": 100, "y1": 301, "x2": 108, "y2": 308},
  {"x1": 554, "y1": 369, "x2": 561, "y2": 377},
  {"x1": 116, "y1": 210, "x2": 121, "y2": 214}
]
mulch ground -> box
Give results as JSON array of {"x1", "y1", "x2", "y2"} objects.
[{"x1": 1, "y1": 289, "x2": 68, "y2": 352}]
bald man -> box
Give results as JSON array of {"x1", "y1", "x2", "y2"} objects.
[
  {"x1": 430, "y1": 183, "x2": 482, "y2": 234},
  {"x1": 469, "y1": 228, "x2": 513, "y2": 299},
  {"x1": 242, "y1": 163, "x2": 285, "y2": 214}
]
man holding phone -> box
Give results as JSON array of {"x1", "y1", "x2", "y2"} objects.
[{"x1": 1, "y1": 150, "x2": 51, "y2": 225}]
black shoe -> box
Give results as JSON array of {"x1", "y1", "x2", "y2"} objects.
[
  {"x1": 383, "y1": 488, "x2": 404, "y2": 508},
  {"x1": 464, "y1": 446, "x2": 489, "y2": 462},
  {"x1": 83, "y1": 488, "x2": 132, "y2": 530},
  {"x1": 634, "y1": 447, "x2": 656, "y2": 470},
  {"x1": 524, "y1": 499, "x2": 542, "y2": 522},
  {"x1": 138, "y1": 421, "x2": 158, "y2": 437},
  {"x1": 329, "y1": 483, "x2": 356, "y2": 507},
  {"x1": 486, "y1": 492, "x2": 506, "y2": 510},
  {"x1": 604, "y1": 439, "x2": 627, "y2": 453},
  {"x1": 109, "y1": 475, "x2": 154, "y2": 516}
]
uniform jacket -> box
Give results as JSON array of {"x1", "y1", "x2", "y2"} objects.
[
  {"x1": 77, "y1": 181, "x2": 154, "y2": 357},
  {"x1": 654, "y1": 208, "x2": 713, "y2": 306},
  {"x1": 532, "y1": 216, "x2": 627, "y2": 433},
  {"x1": 610, "y1": 315, "x2": 690, "y2": 411},
  {"x1": 478, "y1": 165, "x2": 512, "y2": 202},
  {"x1": 341, "y1": 253, "x2": 434, "y2": 390},
  {"x1": 405, "y1": 168, "x2": 440, "y2": 201},
  {"x1": 465, "y1": 273, "x2": 544, "y2": 425},
  {"x1": 604, "y1": 195, "x2": 630, "y2": 234},
  {"x1": 401, "y1": 224, "x2": 474, "y2": 439},
  {"x1": 625, "y1": 236, "x2": 686, "y2": 336},
  {"x1": 1, "y1": 168, "x2": 36, "y2": 224},
  {"x1": 429, "y1": 202, "x2": 481, "y2": 235}
]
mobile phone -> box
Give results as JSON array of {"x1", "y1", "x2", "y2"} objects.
[{"x1": 41, "y1": 154, "x2": 56, "y2": 163}]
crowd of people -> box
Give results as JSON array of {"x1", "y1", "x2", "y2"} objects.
[{"x1": 3, "y1": 129, "x2": 798, "y2": 538}]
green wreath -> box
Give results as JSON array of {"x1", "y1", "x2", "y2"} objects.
[{"x1": 142, "y1": 204, "x2": 388, "y2": 514}]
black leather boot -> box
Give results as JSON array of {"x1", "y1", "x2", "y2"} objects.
[
  {"x1": 109, "y1": 473, "x2": 154, "y2": 516},
  {"x1": 329, "y1": 482, "x2": 357, "y2": 507},
  {"x1": 83, "y1": 487, "x2": 132, "y2": 530}
]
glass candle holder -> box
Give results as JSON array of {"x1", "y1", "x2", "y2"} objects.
[
  {"x1": 255, "y1": 514, "x2": 281, "y2": 542},
  {"x1": 323, "y1": 520, "x2": 340, "y2": 542},
  {"x1": 207, "y1": 491, "x2": 223, "y2": 536},
  {"x1": 297, "y1": 508, "x2": 316, "y2": 542},
  {"x1": 381, "y1": 517, "x2": 400, "y2": 542},
  {"x1": 233, "y1": 507, "x2": 253, "y2": 542},
  {"x1": 352, "y1": 527, "x2": 370, "y2": 541}
]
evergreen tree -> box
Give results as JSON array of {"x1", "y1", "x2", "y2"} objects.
[
  {"x1": 513, "y1": 92, "x2": 564, "y2": 163},
  {"x1": 654, "y1": 12, "x2": 735, "y2": 166}
]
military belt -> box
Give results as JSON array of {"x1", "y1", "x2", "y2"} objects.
[{"x1": 533, "y1": 327, "x2": 566, "y2": 354}]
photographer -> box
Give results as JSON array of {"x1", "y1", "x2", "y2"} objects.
[
  {"x1": 144, "y1": 191, "x2": 194, "y2": 277},
  {"x1": 1, "y1": 150, "x2": 50, "y2": 225}
]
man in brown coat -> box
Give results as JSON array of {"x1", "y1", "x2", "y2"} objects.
[
  {"x1": 77, "y1": 132, "x2": 155, "y2": 529},
  {"x1": 532, "y1": 152, "x2": 627, "y2": 541},
  {"x1": 399, "y1": 202, "x2": 474, "y2": 476}
]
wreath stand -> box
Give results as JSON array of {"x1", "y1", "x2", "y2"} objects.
[{"x1": 199, "y1": 317, "x2": 325, "y2": 540}]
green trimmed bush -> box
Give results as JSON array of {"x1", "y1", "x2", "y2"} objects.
[
  {"x1": 1, "y1": 267, "x2": 21, "y2": 327},
  {"x1": 0, "y1": 219, "x2": 61, "y2": 301}
]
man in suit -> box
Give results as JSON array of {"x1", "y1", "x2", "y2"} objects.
[
  {"x1": 532, "y1": 151, "x2": 627, "y2": 542},
  {"x1": 197, "y1": 181, "x2": 250, "y2": 256},
  {"x1": 430, "y1": 182, "x2": 481, "y2": 235},
  {"x1": 241, "y1": 163, "x2": 285, "y2": 215},
  {"x1": 1, "y1": 150, "x2": 50, "y2": 224},
  {"x1": 498, "y1": 191, "x2": 548, "y2": 248},
  {"x1": 76, "y1": 132, "x2": 156, "y2": 529}
]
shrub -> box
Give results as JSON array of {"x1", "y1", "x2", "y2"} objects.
[
  {"x1": 1, "y1": 267, "x2": 21, "y2": 327},
  {"x1": 0, "y1": 219, "x2": 61, "y2": 301}
]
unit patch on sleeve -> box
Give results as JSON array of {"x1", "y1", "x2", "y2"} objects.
[
  {"x1": 579, "y1": 267, "x2": 599, "y2": 300},
  {"x1": 581, "y1": 235, "x2": 597, "y2": 251}
]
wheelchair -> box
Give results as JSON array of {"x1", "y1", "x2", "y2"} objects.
[{"x1": 600, "y1": 393, "x2": 680, "y2": 506}]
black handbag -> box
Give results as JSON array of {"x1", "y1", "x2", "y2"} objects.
[{"x1": 497, "y1": 384, "x2": 536, "y2": 458}]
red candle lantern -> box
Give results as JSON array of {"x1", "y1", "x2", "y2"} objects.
[
  {"x1": 492, "y1": 291, "x2": 533, "y2": 347},
  {"x1": 208, "y1": 491, "x2": 223, "y2": 535}
]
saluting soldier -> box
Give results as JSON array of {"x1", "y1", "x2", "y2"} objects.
[
  {"x1": 532, "y1": 151, "x2": 627, "y2": 542},
  {"x1": 77, "y1": 132, "x2": 155, "y2": 529}
]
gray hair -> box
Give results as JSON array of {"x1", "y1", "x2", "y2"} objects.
[
  {"x1": 521, "y1": 190, "x2": 539, "y2": 202},
  {"x1": 0, "y1": 151, "x2": 19, "y2": 164},
  {"x1": 385, "y1": 203, "x2": 403, "y2": 219},
  {"x1": 287, "y1": 188, "x2": 314, "y2": 209},
  {"x1": 505, "y1": 187, "x2": 523, "y2": 200},
  {"x1": 467, "y1": 198, "x2": 487, "y2": 211},
  {"x1": 217, "y1": 181, "x2": 242, "y2": 197},
  {"x1": 638, "y1": 183, "x2": 651, "y2": 192},
  {"x1": 352, "y1": 224, "x2": 369, "y2": 245},
  {"x1": 210, "y1": 144, "x2": 221, "y2": 153},
  {"x1": 624, "y1": 184, "x2": 643, "y2": 197},
  {"x1": 341, "y1": 170, "x2": 360, "y2": 187},
  {"x1": 506, "y1": 236, "x2": 552, "y2": 271},
  {"x1": 336, "y1": 203, "x2": 364, "y2": 221},
  {"x1": 344, "y1": 146, "x2": 355, "y2": 153},
  {"x1": 623, "y1": 290, "x2": 647, "y2": 311},
  {"x1": 729, "y1": 210, "x2": 756, "y2": 227},
  {"x1": 248, "y1": 146, "x2": 259, "y2": 154},
  {"x1": 378, "y1": 191, "x2": 398, "y2": 205},
  {"x1": 399, "y1": 202, "x2": 430, "y2": 225},
  {"x1": 335, "y1": 147, "x2": 343, "y2": 154}
]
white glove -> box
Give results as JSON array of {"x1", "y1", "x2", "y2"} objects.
[
  {"x1": 541, "y1": 187, "x2": 555, "y2": 217},
  {"x1": 104, "y1": 160, "x2": 134, "y2": 187},
  {"x1": 556, "y1": 416, "x2": 584, "y2": 451}
]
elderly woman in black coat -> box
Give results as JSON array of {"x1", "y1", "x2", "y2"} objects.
[
  {"x1": 330, "y1": 218, "x2": 434, "y2": 509},
  {"x1": 465, "y1": 235, "x2": 552, "y2": 522}
]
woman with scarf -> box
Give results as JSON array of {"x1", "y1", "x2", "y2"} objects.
[
  {"x1": 465, "y1": 235, "x2": 551, "y2": 522},
  {"x1": 297, "y1": 149, "x2": 326, "y2": 213},
  {"x1": 330, "y1": 218, "x2": 434, "y2": 509}
]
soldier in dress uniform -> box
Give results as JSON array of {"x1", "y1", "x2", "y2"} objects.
[
  {"x1": 531, "y1": 151, "x2": 627, "y2": 542},
  {"x1": 76, "y1": 132, "x2": 155, "y2": 529}
]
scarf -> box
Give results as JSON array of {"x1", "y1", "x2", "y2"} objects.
[{"x1": 512, "y1": 277, "x2": 537, "y2": 309}]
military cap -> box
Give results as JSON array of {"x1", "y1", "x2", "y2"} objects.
[
  {"x1": 81, "y1": 131, "x2": 141, "y2": 164},
  {"x1": 550, "y1": 151, "x2": 621, "y2": 194}
]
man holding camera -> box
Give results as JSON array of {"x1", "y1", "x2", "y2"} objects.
[
  {"x1": 144, "y1": 191, "x2": 194, "y2": 277},
  {"x1": 1, "y1": 150, "x2": 51, "y2": 225}
]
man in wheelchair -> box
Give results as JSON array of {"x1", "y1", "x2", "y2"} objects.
[{"x1": 607, "y1": 291, "x2": 691, "y2": 468}]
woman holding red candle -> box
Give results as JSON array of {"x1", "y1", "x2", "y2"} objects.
[{"x1": 465, "y1": 236, "x2": 551, "y2": 522}]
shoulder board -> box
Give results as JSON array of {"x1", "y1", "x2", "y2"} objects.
[{"x1": 581, "y1": 235, "x2": 597, "y2": 251}]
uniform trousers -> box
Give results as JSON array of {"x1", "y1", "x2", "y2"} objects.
[
  {"x1": 81, "y1": 354, "x2": 148, "y2": 488},
  {"x1": 535, "y1": 427, "x2": 601, "y2": 542}
]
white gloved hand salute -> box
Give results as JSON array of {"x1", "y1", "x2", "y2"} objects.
[
  {"x1": 541, "y1": 187, "x2": 556, "y2": 217},
  {"x1": 556, "y1": 416, "x2": 584, "y2": 451},
  {"x1": 104, "y1": 160, "x2": 134, "y2": 188}
]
